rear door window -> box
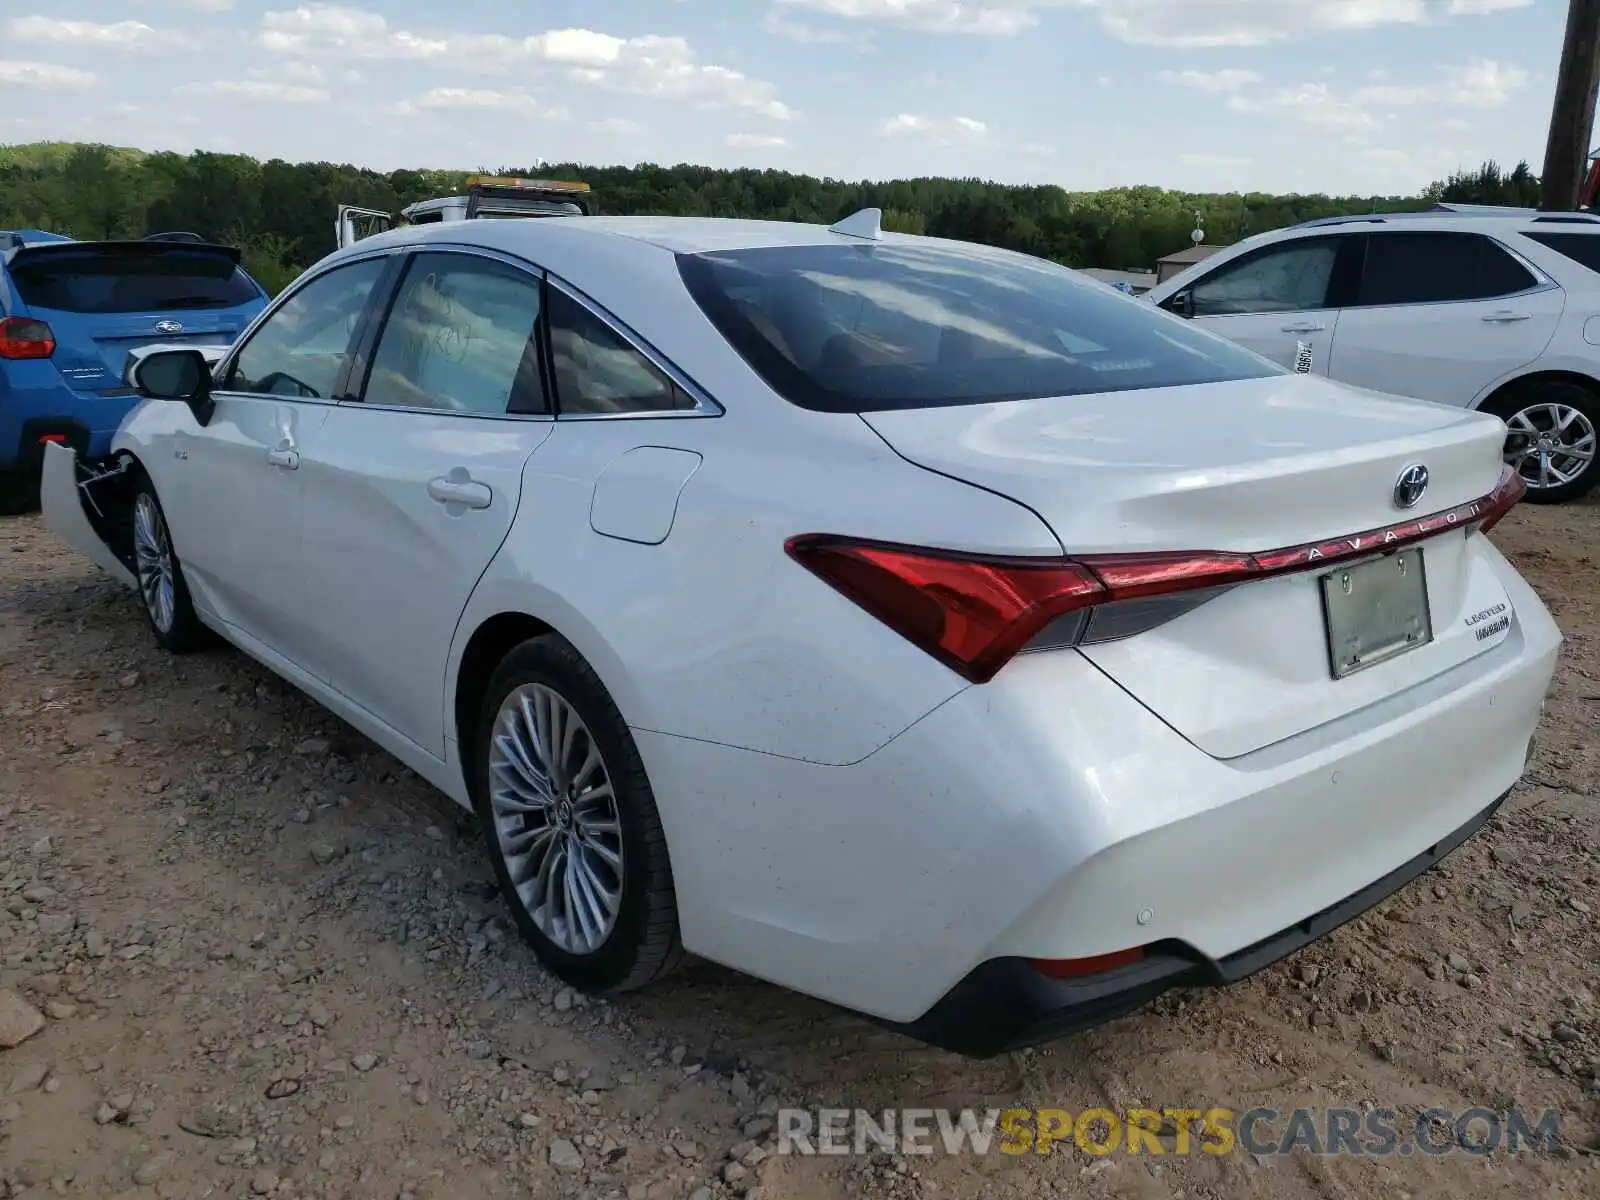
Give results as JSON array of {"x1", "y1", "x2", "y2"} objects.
[
  {"x1": 1354, "y1": 232, "x2": 1537, "y2": 307},
  {"x1": 677, "y1": 241, "x2": 1279, "y2": 414},
  {"x1": 9, "y1": 246, "x2": 260, "y2": 314},
  {"x1": 362, "y1": 252, "x2": 548, "y2": 416}
]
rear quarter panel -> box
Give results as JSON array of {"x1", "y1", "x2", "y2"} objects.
[{"x1": 450, "y1": 405, "x2": 1063, "y2": 768}]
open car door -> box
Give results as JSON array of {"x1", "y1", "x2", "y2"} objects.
[{"x1": 335, "y1": 204, "x2": 397, "y2": 249}]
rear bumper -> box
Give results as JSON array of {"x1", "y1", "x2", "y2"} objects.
[
  {"x1": 636, "y1": 537, "x2": 1560, "y2": 1040},
  {"x1": 9, "y1": 415, "x2": 91, "y2": 473},
  {"x1": 1, "y1": 363, "x2": 136, "y2": 473},
  {"x1": 887, "y1": 790, "x2": 1506, "y2": 1057}
]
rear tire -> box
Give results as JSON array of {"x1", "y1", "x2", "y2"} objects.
[
  {"x1": 472, "y1": 634, "x2": 683, "y2": 994},
  {"x1": 0, "y1": 471, "x2": 40, "y2": 517},
  {"x1": 1486, "y1": 379, "x2": 1600, "y2": 505},
  {"x1": 128, "y1": 477, "x2": 209, "y2": 653}
]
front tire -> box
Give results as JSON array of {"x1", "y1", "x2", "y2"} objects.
[
  {"x1": 472, "y1": 634, "x2": 682, "y2": 993},
  {"x1": 129, "y1": 480, "x2": 208, "y2": 653},
  {"x1": 1488, "y1": 380, "x2": 1600, "y2": 504}
]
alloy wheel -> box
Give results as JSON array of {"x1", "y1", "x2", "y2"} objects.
[
  {"x1": 132, "y1": 493, "x2": 176, "y2": 634},
  {"x1": 487, "y1": 683, "x2": 625, "y2": 955},
  {"x1": 1503, "y1": 401, "x2": 1597, "y2": 491}
]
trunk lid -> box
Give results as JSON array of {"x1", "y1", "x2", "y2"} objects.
[
  {"x1": 7, "y1": 240, "x2": 261, "y2": 393},
  {"x1": 861, "y1": 373, "x2": 1519, "y2": 759}
]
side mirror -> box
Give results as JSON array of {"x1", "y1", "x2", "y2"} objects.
[
  {"x1": 133, "y1": 348, "x2": 215, "y2": 426},
  {"x1": 1167, "y1": 290, "x2": 1195, "y2": 319}
]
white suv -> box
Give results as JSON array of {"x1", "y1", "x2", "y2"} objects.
[{"x1": 1145, "y1": 211, "x2": 1600, "y2": 503}]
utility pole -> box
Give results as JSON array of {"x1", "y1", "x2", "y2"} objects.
[{"x1": 1540, "y1": 0, "x2": 1600, "y2": 210}]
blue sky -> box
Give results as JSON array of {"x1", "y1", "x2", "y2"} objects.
[{"x1": 0, "y1": 1, "x2": 1580, "y2": 196}]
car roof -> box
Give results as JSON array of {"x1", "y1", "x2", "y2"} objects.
[
  {"x1": 573, "y1": 216, "x2": 868, "y2": 253},
  {"x1": 1144, "y1": 209, "x2": 1600, "y2": 298},
  {"x1": 1276, "y1": 210, "x2": 1600, "y2": 236},
  {"x1": 341, "y1": 213, "x2": 909, "y2": 262}
]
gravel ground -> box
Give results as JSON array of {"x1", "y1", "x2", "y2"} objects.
[{"x1": 0, "y1": 499, "x2": 1597, "y2": 1200}]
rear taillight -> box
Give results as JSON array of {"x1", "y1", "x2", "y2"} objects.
[
  {"x1": 787, "y1": 466, "x2": 1526, "y2": 684},
  {"x1": 781, "y1": 538, "x2": 1103, "y2": 684},
  {"x1": 0, "y1": 317, "x2": 55, "y2": 360},
  {"x1": 1475, "y1": 467, "x2": 1525, "y2": 534}
]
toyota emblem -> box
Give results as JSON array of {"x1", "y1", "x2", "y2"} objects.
[
  {"x1": 1393, "y1": 463, "x2": 1430, "y2": 510},
  {"x1": 154, "y1": 319, "x2": 183, "y2": 335}
]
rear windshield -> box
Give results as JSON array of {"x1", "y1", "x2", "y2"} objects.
[
  {"x1": 676, "y1": 241, "x2": 1279, "y2": 413},
  {"x1": 10, "y1": 248, "x2": 259, "y2": 314},
  {"x1": 477, "y1": 201, "x2": 586, "y2": 218}
]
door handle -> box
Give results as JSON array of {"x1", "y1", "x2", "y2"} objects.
[
  {"x1": 1281, "y1": 323, "x2": 1326, "y2": 334},
  {"x1": 1483, "y1": 311, "x2": 1531, "y2": 323},
  {"x1": 428, "y1": 475, "x2": 492, "y2": 510},
  {"x1": 266, "y1": 446, "x2": 299, "y2": 470}
]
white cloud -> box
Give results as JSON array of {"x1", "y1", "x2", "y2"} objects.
[
  {"x1": 1159, "y1": 68, "x2": 1261, "y2": 92},
  {"x1": 762, "y1": 12, "x2": 876, "y2": 45},
  {"x1": 268, "y1": 61, "x2": 329, "y2": 84},
  {"x1": 1352, "y1": 57, "x2": 1530, "y2": 107},
  {"x1": 258, "y1": 5, "x2": 389, "y2": 53},
  {"x1": 0, "y1": 60, "x2": 98, "y2": 89},
  {"x1": 776, "y1": 0, "x2": 1530, "y2": 40},
  {"x1": 1226, "y1": 57, "x2": 1529, "y2": 132},
  {"x1": 1077, "y1": 0, "x2": 1524, "y2": 48},
  {"x1": 589, "y1": 117, "x2": 642, "y2": 135},
  {"x1": 256, "y1": 7, "x2": 794, "y2": 118},
  {"x1": 881, "y1": 113, "x2": 989, "y2": 143},
  {"x1": 775, "y1": 0, "x2": 1065, "y2": 36},
  {"x1": 149, "y1": 0, "x2": 236, "y2": 9},
  {"x1": 1444, "y1": 0, "x2": 1531, "y2": 12},
  {"x1": 1229, "y1": 82, "x2": 1380, "y2": 131},
  {"x1": 727, "y1": 132, "x2": 789, "y2": 147},
  {"x1": 6, "y1": 16, "x2": 201, "y2": 51},
  {"x1": 1179, "y1": 152, "x2": 1254, "y2": 167},
  {"x1": 397, "y1": 87, "x2": 569, "y2": 119},
  {"x1": 177, "y1": 79, "x2": 330, "y2": 103}
]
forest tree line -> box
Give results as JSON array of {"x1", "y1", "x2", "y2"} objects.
[{"x1": 0, "y1": 143, "x2": 1545, "y2": 296}]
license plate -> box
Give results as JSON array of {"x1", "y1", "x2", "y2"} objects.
[{"x1": 1319, "y1": 549, "x2": 1432, "y2": 679}]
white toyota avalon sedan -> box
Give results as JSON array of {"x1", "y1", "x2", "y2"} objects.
[{"x1": 41, "y1": 209, "x2": 1560, "y2": 1057}]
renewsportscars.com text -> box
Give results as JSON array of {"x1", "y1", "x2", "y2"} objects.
[{"x1": 776, "y1": 1106, "x2": 1564, "y2": 1158}]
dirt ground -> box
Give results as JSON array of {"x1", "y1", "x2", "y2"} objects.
[{"x1": 0, "y1": 497, "x2": 1597, "y2": 1200}]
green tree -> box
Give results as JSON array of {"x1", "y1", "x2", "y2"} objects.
[
  {"x1": 0, "y1": 138, "x2": 1467, "y2": 280},
  {"x1": 1426, "y1": 160, "x2": 1542, "y2": 207},
  {"x1": 881, "y1": 208, "x2": 926, "y2": 235}
]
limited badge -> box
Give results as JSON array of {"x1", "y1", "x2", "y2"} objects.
[{"x1": 1294, "y1": 341, "x2": 1314, "y2": 373}]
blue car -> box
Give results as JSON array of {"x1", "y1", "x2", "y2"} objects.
[{"x1": 0, "y1": 230, "x2": 268, "y2": 513}]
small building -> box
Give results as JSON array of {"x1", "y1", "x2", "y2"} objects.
[
  {"x1": 1154, "y1": 244, "x2": 1225, "y2": 283},
  {"x1": 1079, "y1": 267, "x2": 1157, "y2": 295}
]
